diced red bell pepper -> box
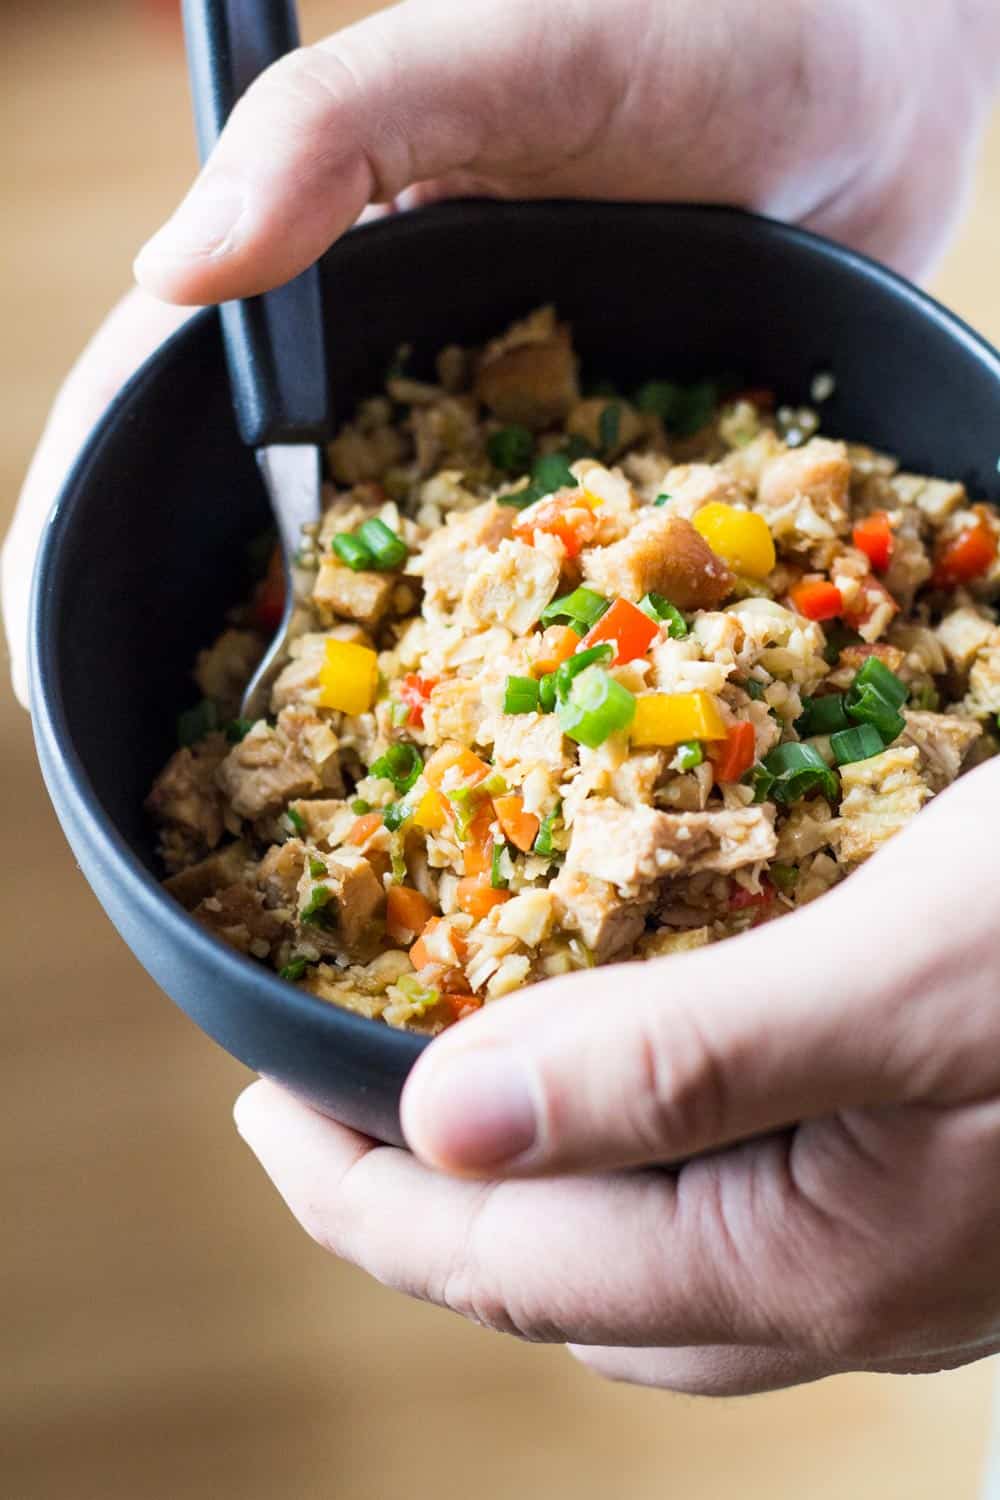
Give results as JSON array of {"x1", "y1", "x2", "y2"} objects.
[
  {"x1": 708, "y1": 721, "x2": 756, "y2": 783},
  {"x1": 728, "y1": 879, "x2": 775, "y2": 913},
  {"x1": 932, "y1": 510, "x2": 998, "y2": 587},
  {"x1": 398, "y1": 673, "x2": 438, "y2": 729},
  {"x1": 789, "y1": 578, "x2": 843, "y2": 622},
  {"x1": 852, "y1": 511, "x2": 894, "y2": 572},
  {"x1": 253, "y1": 544, "x2": 285, "y2": 631},
  {"x1": 580, "y1": 596, "x2": 659, "y2": 664},
  {"x1": 513, "y1": 493, "x2": 597, "y2": 559}
]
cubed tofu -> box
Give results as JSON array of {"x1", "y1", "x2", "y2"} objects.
[
  {"x1": 296, "y1": 849, "x2": 386, "y2": 955},
  {"x1": 837, "y1": 745, "x2": 930, "y2": 863},
  {"x1": 889, "y1": 473, "x2": 966, "y2": 527},
  {"x1": 410, "y1": 499, "x2": 516, "y2": 612},
  {"x1": 966, "y1": 638, "x2": 1000, "y2": 717},
  {"x1": 609, "y1": 750, "x2": 667, "y2": 806},
  {"x1": 422, "y1": 677, "x2": 484, "y2": 747},
  {"x1": 164, "y1": 839, "x2": 255, "y2": 909},
  {"x1": 899, "y1": 710, "x2": 982, "y2": 793},
  {"x1": 564, "y1": 799, "x2": 776, "y2": 890},
  {"x1": 194, "y1": 629, "x2": 263, "y2": 717},
  {"x1": 936, "y1": 607, "x2": 997, "y2": 673},
  {"x1": 549, "y1": 867, "x2": 650, "y2": 962},
  {"x1": 581, "y1": 512, "x2": 733, "y2": 609},
  {"x1": 657, "y1": 463, "x2": 748, "y2": 521},
  {"x1": 192, "y1": 882, "x2": 288, "y2": 957},
  {"x1": 256, "y1": 837, "x2": 307, "y2": 909},
  {"x1": 311, "y1": 557, "x2": 395, "y2": 627},
  {"x1": 146, "y1": 735, "x2": 228, "y2": 868},
  {"x1": 216, "y1": 720, "x2": 323, "y2": 820},
  {"x1": 757, "y1": 438, "x2": 851, "y2": 524},
  {"x1": 475, "y1": 311, "x2": 579, "y2": 429},
  {"x1": 461, "y1": 538, "x2": 561, "y2": 634},
  {"x1": 492, "y1": 712, "x2": 568, "y2": 773}
]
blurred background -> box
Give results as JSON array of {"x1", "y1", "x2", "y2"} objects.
[{"x1": 4, "y1": 2, "x2": 1000, "y2": 1497}]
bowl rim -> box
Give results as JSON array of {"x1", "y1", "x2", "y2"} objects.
[{"x1": 28, "y1": 198, "x2": 1000, "y2": 1065}]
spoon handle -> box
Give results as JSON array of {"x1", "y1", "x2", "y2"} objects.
[{"x1": 181, "y1": 0, "x2": 329, "y2": 447}]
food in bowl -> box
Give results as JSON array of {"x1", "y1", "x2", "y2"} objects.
[{"x1": 147, "y1": 306, "x2": 1000, "y2": 1032}]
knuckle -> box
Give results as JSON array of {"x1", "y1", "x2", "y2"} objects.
[{"x1": 623, "y1": 1000, "x2": 730, "y2": 1159}]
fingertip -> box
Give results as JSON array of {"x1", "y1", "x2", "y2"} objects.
[{"x1": 401, "y1": 1045, "x2": 540, "y2": 1175}]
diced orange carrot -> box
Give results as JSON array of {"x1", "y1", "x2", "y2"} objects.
[
  {"x1": 789, "y1": 578, "x2": 843, "y2": 622},
  {"x1": 493, "y1": 794, "x2": 540, "y2": 852},
  {"x1": 410, "y1": 916, "x2": 466, "y2": 970},
  {"x1": 423, "y1": 742, "x2": 491, "y2": 789},
  {"x1": 346, "y1": 811, "x2": 383, "y2": 845},
  {"x1": 456, "y1": 878, "x2": 513, "y2": 919},
  {"x1": 443, "y1": 993, "x2": 484, "y2": 1022},
  {"x1": 385, "y1": 885, "x2": 435, "y2": 944},
  {"x1": 462, "y1": 798, "x2": 497, "y2": 874},
  {"x1": 852, "y1": 511, "x2": 894, "y2": 572},
  {"x1": 533, "y1": 625, "x2": 579, "y2": 675}
]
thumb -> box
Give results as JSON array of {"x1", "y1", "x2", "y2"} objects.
[
  {"x1": 133, "y1": 0, "x2": 580, "y2": 304},
  {"x1": 401, "y1": 762, "x2": 1000, "y2": 1176}
]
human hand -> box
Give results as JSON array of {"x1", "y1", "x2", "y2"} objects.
[
  {"x1": 6, "y1": 0, "x2": 999, "y2": 702},
  {"x1": 235, "y1": 757, "x2": 1000, "y2": 1394}
]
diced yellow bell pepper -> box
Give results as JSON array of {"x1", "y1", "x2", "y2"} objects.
[
  {"x1": 413, "y1": 788, "x2": 447, "y2": 832},
  {"x1": 630, "y1": 691, "x2": 727, "y2": 746},
  {"x1": 318, "y1": 638, "x2": 379, "y2": 715},
  {"x1": 692, "y1": 502, "x2": 776, "y2": 580}
]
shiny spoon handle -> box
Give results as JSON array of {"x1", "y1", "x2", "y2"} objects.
[{"x1": 181, "y1": 0, "x2": 329, "y2": 447}]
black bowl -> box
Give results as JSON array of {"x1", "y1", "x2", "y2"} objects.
[{"x1": 30, "y1": 201, "x2": 1000, "y2": 1144}]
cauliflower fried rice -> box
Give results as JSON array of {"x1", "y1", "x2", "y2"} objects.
[{"x1": 147, "y1": 307, "x2": 1000, "y2": 1032}]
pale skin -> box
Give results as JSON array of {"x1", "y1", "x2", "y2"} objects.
[{"x1": 6, "y1": 0, "x2": 1000, "y2": 1396}]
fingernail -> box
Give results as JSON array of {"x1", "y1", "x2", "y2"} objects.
[
  {"x1": 404, "y1": 1049, "x2": 539, "y2": 1170},
  {"x1": 135, "y1": 180, "x2": 245, "y2": 269}
]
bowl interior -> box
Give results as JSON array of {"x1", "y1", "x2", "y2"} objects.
[{"x1": 31, "y1": 201, "x2": 1000, "y2": 1138}]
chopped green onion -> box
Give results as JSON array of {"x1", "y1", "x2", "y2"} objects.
[
  {"x1": 357, "y1": 517, "x2": 408, "y2": 570},
  {"x1": 675, "y1": 740, "x2": 703, "y2": 771},
  {"x1": 638, "y1": 593, "x2": 688, "y2": 638},
  {"x1": 795, "y1": 694, "x2": 850, "y2": 737},
  {"x1": 279, "y1": 957, "x2": 310, "y2": 982},
  {"x1": 557, "y1": 666, "x2": 636, "y2": 749},
  {"x1": 770, "y1": 863, "x2": 798, "y2": 894},
  {"x1": 389, "y1": 837, "x2": 408, "y2": 884},
  {"x1": 177, "y1": 698, "x2": 218, "y2": 747},
  {"x1": 538, "y1": 673, "x2": 557, "y2": 713},
  {"x1": 481, "y1": 770, "x2": 509, "y2": 798},
  {"x1": 746, "y1": 764, "x2": 775, "y2": 804},
  {"x1": 389, "y1": 699, "x2": 411, "y2": 727},
  {"x1": 487, "y1": 424, "x2": 533, "y2": 473},
  {"x1": 561, "y1": 434, "x2": 596, "y2": 462},
  {"x1": 598, "y1": 402, "x2": 622, "y2": 454},
  {"x1": 532, "y1": 451, "x2": 579, "y2": 496},
  {"x1": 370, "y1": 742, "x2": 423, "y2": 794},
  {"x1": 635, "y1": 379, "x2": 718, "y2": 436},
  {"x1": 503, "y1": 675, "x2": 541, "y2": 715},
  {"x1": 332, "y1": 532, "x2": 375, "y2": 571},
  {"x1": 446, "y1": 786, "x2": 478, "y2": 840},
  {"x1": 490, "y1": 840, "x2": 510, "y2": 890},
  {"x1": 910, "y1": 681, "x2": 940, "y2": 711},
  {"x1": 743, "y1": 678, "x2": 765, "y2": 702},
  {"x1": 850, "y1": 656, "x2": 909, "y2": 710},
  {"x1": 285, "y1": 806, "x2": 306, "y2": 836},
  {"x1": 308, "y1": 856, "x2": 327, "y2": 879},
  {"x1": 301, "y1": 885, "x2": 333, "y2": 924},
  {"x1": 822, "y1": 622, "x2": 863, "y2": 665},
  {"x1": 350, "y1": 797, "x2": 372, "y2": 816},
  {"x1": 760, "y1": 742, "x2": 839, "y2": 804},
  {"x1": 382, "y1": 802, "x2": 410, "y2": 832},
  {"x1": 844, "y1": 683, "x2": 905, "y2": 743},
  {"x1": 830, "y1": 724, "x2": 885, "y2": 766},
  {"x1": 395, "y1": 974, "x2": 439, "y2": 1013},
  {"x1": 554, "y1": 643, "x2": 614, "y2": 699},
  {"x1": 533, "y1": 801, "x2": 562, "y2": 858},
  {"x1": 225, "y1": 717, "x2": 254, "y2": 743},
  {"x1": 541, "y1": 587, "x2": 610, "y2": 632},
  {"x1": 653, "y1": 492, "x2": 672, "y2": 508}
]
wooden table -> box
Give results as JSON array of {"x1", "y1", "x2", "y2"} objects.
[{"x1": 3, "y1": 4, "x2": 998, "y2": 1496}]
